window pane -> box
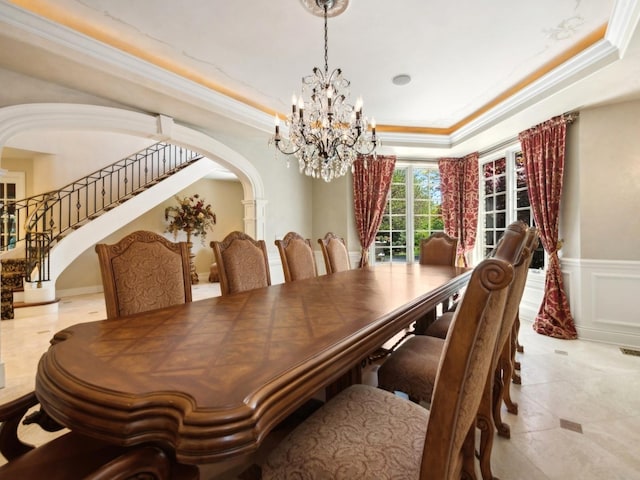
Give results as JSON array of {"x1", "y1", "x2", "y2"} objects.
[
  {"x1": 391, "y1": 245, "x2": 406, "y2": 261},
  {"x1": 390, "y1": 199, "x2": 406, "y2": 214},
  {"x1": 516, "y1": 210, "x2": 530, "y2": 225},
  {"x1": 485, "y1": 214, "x2": 494, "y2": 228},
  {"x1": 485, "y1": 196, "x2": 494, "y2": 211},
  {"x1": 394, "y1": 169, "x2": 407, "y2": 182},
  {"x1": 390, "y1": 183, "x2": 406, "y2": 198},
  {"x1": 391, "y1": 215, "x2": 406, "y2": 230},
  {"x1": 495, "y1": 176, "x2": 506, "y2": 193},
  {"x1": 485, "y1": 231, "x2": 493, "y2": 245},
  {"x1": 495, "y1": 194, "x2": 506, "y2": 210},
  {"x1": 484, "y1": 178, "x2": 494, "y2": 195},
  {"x1": 494, "y1": 158, "x2": 506, "y2": 175},
  {"x1": 517, "y1": 190, "x2": 530, "y2": 208},
  {"x1": 531, "y1": 247, "x2": 545, "y2": 269},
  {"x1": 496, "y1": 212, "x2": 506, "y2": 228}
]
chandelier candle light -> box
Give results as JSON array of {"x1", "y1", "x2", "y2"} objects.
[{"x1": 271, "y1": 0, "x2": 378, "y2": 182}]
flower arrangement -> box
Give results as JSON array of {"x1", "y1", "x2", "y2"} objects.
[{"x1": 164, "y1": 194, "x2": 216, "y2": 242}]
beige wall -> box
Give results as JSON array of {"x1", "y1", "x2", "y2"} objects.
[
  {"x1": 55, "y1": 178, "x2": 244, "y2": 291},
  {"x1": 0, "y1": 155, "x2": 35, "y2": 197},
  {"x1": 560, "y1": 118, "x2": 582, "y2": 259},
  {"x1": 312, "y1": 175, "x2": 359, "y2": 251},
  {"x1": 573, "y1": 100, "x2": 640, "y2": 261}
]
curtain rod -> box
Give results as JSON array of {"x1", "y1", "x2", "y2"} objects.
[{"x1": 563, "y1": 111, "x2": 580, "y2": 124}]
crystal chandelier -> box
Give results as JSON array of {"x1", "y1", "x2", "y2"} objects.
[{"x1": 271, "y1": 0, "x2": 378, "y2": 182}]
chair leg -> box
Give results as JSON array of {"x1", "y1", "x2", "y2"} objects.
[
  {"x1": 499, "y1": 343, "x2": 518, "y2": 417},
  {"x1": 477, "y1": 370, "x2": 500, "y2": 480},
  {"x1": 513, "y1": 314, "x2": 524, "y2": 353},
  {"x1": 492, "y1": 359, "x2": 511, "y2": 439},
  {"x1": 461, "y1": 425, "x2": 477, "y2": 480},
  {"x1": 510, "y1": 318, "x2": 522, "y2": 381}
]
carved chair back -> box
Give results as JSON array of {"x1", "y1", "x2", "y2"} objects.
[
  {"x1": 275, "y1": 232, "x2": 317, "y2": 282},
  {"x1": 419, "y1": 232, "x2": 458, "y2": 266},
  {"x1": 95, "y1": 230, "x2": 192, "y2": 319},
  {"x1": 211, "y1": 231, "x2": 271, "y2": 295},
  {"x1": 317, "y1": 232, "x2": 350, "y2": 274}
]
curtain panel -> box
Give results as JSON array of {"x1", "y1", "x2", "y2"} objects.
[
  {"x1": 519, "y1": 115, "x2": 577, "y2": 339},
  {"x1": 437, "y1": 152, "x2": 479, "y2": 266},
  {"x1": 352, "y1": 155, "x2": 396, "y2": 267}
]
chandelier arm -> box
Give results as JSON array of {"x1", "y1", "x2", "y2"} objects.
[{"x1": 275, "y1": 140, "x2": 301, "y2": 156}]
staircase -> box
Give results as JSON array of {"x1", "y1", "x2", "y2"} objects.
[{"x1": 0, "y1": 142, "x2": 204, "y2": 319}]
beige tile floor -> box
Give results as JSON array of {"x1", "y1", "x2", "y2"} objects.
[{"x1": 1, "y1": 282, "x2": 639, "y2": 479}]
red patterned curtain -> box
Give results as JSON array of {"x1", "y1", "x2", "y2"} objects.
[
  {"x1": 519, "y1": 115, "x2": 577, "y2": 339},
  {"x1": 437, "y1": 152, "x2": 479, "y2": 266},
  {"x1": 353, "y1": 155, "x2": 396, "y2": 267}
]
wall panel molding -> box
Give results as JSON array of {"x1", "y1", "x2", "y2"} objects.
[{"x1": 561, "y1": 257, "x2": 640, "y2": 348}]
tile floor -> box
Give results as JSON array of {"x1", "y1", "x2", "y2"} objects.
[{"x1": 1, "y1": 282, "x2": 639, "y2": 479}]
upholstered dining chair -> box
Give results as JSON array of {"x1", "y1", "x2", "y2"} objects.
[
  {"x1": 419, "y1": 231, "x2": 458, "y2": 266},
  {"x1": 275, "y1": 232, "x2": 317, "y2": 282},
  {"x1": 317, "y1": 232, "x2": 350, "y2": 274},
  {"x1": 211, "y1": 231, "x2": 271, "y2": 295},
  {"x1": 0, "y1": 391, "x2": 199, "y2": 479},
  {"x1": 95, "y1": 230, "x2": 192, "y2": 319},
  {"x1": 377, "y1": 221, "x2": 530, "y2": 480},
  {"x1": 420, "y1": 231, "x2": 460, "y2": 322},
  {"x1": 376, "y1": 221, "x2": 528, "y2": 405},
  {"x1": 369, "y1": 232, "x2": 461, "y2": 363},
  {"x1": 261, "y1": 254, "x2": 515, "y2": 480}
]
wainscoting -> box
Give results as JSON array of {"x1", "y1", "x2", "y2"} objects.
[{"x1": 560, "y1": 258, "x2": 640, "y2": 348}]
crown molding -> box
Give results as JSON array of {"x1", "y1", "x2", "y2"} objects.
[{"x1": 2, "y1": 0, "x2": 639, "y2": 147}]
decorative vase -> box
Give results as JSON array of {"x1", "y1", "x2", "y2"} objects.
[{"x1": 185, "y1": 229, "x2": 199, "y2": 284}]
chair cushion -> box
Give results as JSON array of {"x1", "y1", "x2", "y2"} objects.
[
  {"x1": 263, "y1": 384, "x2": 428, "y2": 480},
  {"x1": 423, "y1": 312, "x2": 454, "y2": 339},
  {"x1": 377, "y1": 335, "x2": 446, "y2": 402}
]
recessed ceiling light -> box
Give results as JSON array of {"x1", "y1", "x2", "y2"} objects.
[{"x1": 392, "y1": 74, "x2": 411, "y2": 86}]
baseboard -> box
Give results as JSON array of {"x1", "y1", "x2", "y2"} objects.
[{"x1": 56, "y1": 284, "x2": 103, "y2": 298}]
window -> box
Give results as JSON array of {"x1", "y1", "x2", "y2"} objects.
[
  {"x1": 375, "y1": 165, "x2": 443, "y2": 263},
  {"x1": 480, "y1": 150, "x2": 544, "y2": 269}
]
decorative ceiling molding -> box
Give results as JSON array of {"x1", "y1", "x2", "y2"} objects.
[{"x1": 2, "y1": 0, "x2": 639, "y2": 149}]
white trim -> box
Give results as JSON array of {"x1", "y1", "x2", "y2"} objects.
[
  {"x1": 607, "y1": 0, "x2": 640, "y2": 55},
  {"x1": 2, "y1": 1, "x2": 639, "y2": 147}
]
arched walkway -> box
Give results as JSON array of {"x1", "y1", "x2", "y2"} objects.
[{"x1": 0, "y1": 103, "x2": 266, "y2": 238}]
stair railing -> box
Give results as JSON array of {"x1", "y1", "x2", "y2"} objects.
[{"x1": 1, "y1": 142, "x2": 204, "y2": 284}]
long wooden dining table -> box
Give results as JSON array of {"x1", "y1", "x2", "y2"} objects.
[{"x1": 35, "y1": 263, "x2": 471, "y2": 464}]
